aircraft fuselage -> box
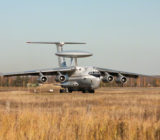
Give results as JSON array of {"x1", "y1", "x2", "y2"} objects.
[{"x1": 61, "y1": 66, "x2": 101, "y2": 92}]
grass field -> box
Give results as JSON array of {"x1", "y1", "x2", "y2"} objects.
[{"x1": 0, "y1": 87, "x2": 160, "y2": 140}]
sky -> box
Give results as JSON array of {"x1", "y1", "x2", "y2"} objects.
[{"x1": 0, "y1": 0, "x2": 160, "y2": 75}]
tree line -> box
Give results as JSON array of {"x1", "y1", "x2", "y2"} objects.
[
  {"x1": 101, "y1": 76, "x2": 160, "y2": 87},
  {"x1": 0, "y1": 76, "x2": 159, "y2": 87}
]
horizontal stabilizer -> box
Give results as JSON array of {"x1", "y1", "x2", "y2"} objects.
[{"x1": 26, "y1": 42, "x2": 86, "y2": 46}]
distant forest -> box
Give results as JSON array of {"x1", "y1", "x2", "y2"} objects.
[
  {"x1": 0, "y1": 76, "x2": 160, "y2": 87},
  {"x1": 101, "y1": 76, "x2": 160, "y2": 87}
]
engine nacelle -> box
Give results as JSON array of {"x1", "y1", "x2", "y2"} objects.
[
  {"x1": 102, "y1": 73, "x2": 114, "y2": 83},
  {"x1": 116, "y1": 75, "x2": 127, "y2": 84},
  {"x1": 56, "y1": 74, "x2": 68, "y2": 82},
  {"x1": 38, "y1": 76, "x2": 48, "y2": 83}
]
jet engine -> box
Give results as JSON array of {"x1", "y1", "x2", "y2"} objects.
[
  {"x1": 56, "y1": 74, "x2": 68, "y2": 82},
  {"x1": 38, "y1": 76, "x2": 48, "y2": 83},
  {"x1": 116, "y1": 74, "x2": 127, "y2": 84},
  {"x1": 102, "y1": 73, "x2": 114, "y2": 83}
]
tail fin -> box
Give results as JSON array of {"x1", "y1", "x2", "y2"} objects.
[{"x1": 26, "y1": 42, "x2": 86, "y2": 67}]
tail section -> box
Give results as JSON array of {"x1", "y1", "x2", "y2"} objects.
[{"x1": 27, "y1": 42, "x2": 86, "y2": 67}]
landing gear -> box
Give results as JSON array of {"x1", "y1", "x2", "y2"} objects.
[
  {"x1": 82, "y1": 89, "x2": 95, "y2": 94},
  {"x1": 59, "y1": 88, "x2": 72, "y2": 93},
  {"x1": 89, "y1": 89, "x2": 95, "y2": 93},
  {"x1": 68, "y1": 89, "x2": 72, "y2": 93},
  {"x1": 59, "y1": 88, "x2": 95, "y2": 94},
  {"x1": 82, "y1": 90, "x2": 87, "y2": 93},
  {"x1": 60, "y1": 89, "x2": 65, "y2": 93}
]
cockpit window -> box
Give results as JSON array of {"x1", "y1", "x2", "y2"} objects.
[{"x1": 89, "y1": 71, "x2": 101, "y2": 77}]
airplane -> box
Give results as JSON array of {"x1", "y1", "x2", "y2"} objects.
[{"x1": 3, "y1": 42, "x2": 142, "y2": 93}]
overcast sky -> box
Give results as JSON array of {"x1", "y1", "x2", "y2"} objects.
[{"x1": 0, "y1": 0, "x2": 160, "y2": 75}]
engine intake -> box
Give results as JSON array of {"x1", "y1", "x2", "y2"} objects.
[
  {"x1": 102, "y1": 73, "x2": 114, "y2": 83},
  {"x1": 38, "y1": 76, "x2": 48, "y2": 83},
  {"x1": 56, "y1": 74, "x2": 68, "y2": 82},
  {"x1": 116, "y1": 74, "x2": 127, "y2": 84}
]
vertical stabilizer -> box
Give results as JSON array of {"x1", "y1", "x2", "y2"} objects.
[
  {"x1": 27, "y1": 42, "x2": 86, "y2": 67},
  {"x1": 56, "y1": 42, "x2": 66, "y2": 67}
]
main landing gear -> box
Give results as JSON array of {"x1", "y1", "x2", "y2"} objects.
[
  {"x1": 59, "y1": 88, "x2": 73, "y2": 93},
  {"x1": 59, "y1": 88, "x2": 95, "y2": 94},
  {"x1": 82, "y1": 89, "x2": 95, "y2": 94}
]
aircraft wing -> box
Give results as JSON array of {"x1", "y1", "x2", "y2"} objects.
[
  {"x1": 95, "y1": 67, "x2": 145, "y2": 78},
  {"x1": 3, "y1": 66, "x2": 76, "y2": 77}
]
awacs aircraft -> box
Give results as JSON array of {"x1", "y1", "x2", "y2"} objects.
[{"x1": 4, "y1": 42, "x2": 142, "y2": 93}]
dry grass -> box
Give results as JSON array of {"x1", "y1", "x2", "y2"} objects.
[{"x1": 0, "y1": 87, "x2": 160, "y2": 140}]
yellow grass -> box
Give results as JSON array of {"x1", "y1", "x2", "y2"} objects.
[{"x1": 0, "y1": 87, "x2": 160, "y2": 140}]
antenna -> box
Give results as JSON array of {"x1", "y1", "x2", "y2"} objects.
[{"x1": 26, "y1": 42, "x2": 86, "y2": 67}]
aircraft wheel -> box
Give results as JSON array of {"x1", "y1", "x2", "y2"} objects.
[
  {"x1": 89, "y1": 89, "x2": 95, "y2": 94},
  {"x1": 60, "y1": 89, "x2": 65, "y2": 93},
  {"x1": 82, "y1": 90, "x2": 86, "y2": 93},
  {"x1": 68, "y1": 88, "x2": 72, "y2": 93}
]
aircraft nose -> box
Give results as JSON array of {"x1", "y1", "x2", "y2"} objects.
[{"x1": 91, "y1": 77, "x2": 101, "y2": 89}]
